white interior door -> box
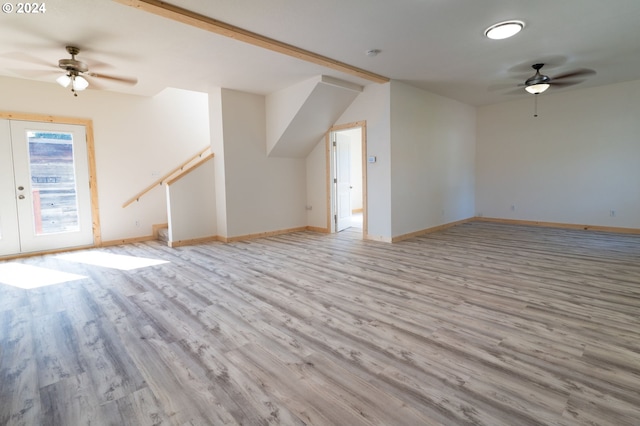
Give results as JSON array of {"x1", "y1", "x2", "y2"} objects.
[
  {"x1": 0, "y1": 119, "x2": 94, "y2": 255},
  {"x1": 335, "y1": 132, "x2": 352, "y2": 232}
]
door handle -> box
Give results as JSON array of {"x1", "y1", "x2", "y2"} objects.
[{"x1": 18, "y1": 195, "x2": 25, "y2": 199}]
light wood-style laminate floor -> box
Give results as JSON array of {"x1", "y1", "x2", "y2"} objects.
[{"x1": 1, "y1": 222, "x2": 639, "y2": 425}]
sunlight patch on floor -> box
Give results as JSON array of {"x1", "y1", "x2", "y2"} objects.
[
  {"x1": 0, "y1": 263, "x2": 87, "y2": 289},
  {"x1": 57, "y1": 251, "x2": 169, "y2": 271}
]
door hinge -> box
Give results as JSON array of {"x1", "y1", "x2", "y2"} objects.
[
  {"x1": 334, "y1": 214, "x2": 337, "y2": 224},
  {"x1": 334, "y1": 178, "x2": 337, "y2": 183},
  {"x1": 332, "y1": 140, "x2": 336, "y2": 147}
]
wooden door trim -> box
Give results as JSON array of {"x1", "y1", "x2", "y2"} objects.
[{"x1": 326, "y1": 121, "x2": 367, "y2": 238}]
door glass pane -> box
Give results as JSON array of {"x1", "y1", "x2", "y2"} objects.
[{"x1": 26, "y1": 131, "x2": 80, "y2": 235}]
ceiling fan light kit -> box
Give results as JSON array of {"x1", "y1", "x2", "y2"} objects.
[
  {"x1": 484, "y1": 20, "x2": 525, "y2": 40},
  {"x1": 52, "y1": 45, "x2": 137, "y2": 96},
  {"x1": 524, "y1": 63, "x2": 551, "y2": 93},
  {"x1": 57, "y1": 45, "x2": 90, "y2": 96},
  {"x1": 57, "y1": 73, "x2": 89, "y2": 91},
  {"x1": 525, "y1": 83, "x2": 550, "y2": 94}
]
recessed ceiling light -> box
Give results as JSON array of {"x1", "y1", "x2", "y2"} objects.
[{"x1": 484, "y1": 20, "x2": 525, "y2": 40}]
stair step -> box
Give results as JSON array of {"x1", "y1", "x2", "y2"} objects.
[{"x1": 157, "y1": 227, "x2": 169, "y2": 243}]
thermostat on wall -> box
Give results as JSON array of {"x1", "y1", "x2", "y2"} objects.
[{"x1": 367, "y1": 155, "x2": 377, "y2": 163}]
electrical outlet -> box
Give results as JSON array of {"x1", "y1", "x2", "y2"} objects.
[
  {"x1": 135, "y1": 220, "x2": 141, "y2": 227},
  {"x1": 610, "y1": 210, "x2": 616, "y2": 217}
]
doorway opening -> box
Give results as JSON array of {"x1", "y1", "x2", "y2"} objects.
[{"x1": 328, "y1": 121, "x2": 367, "y2": 237}]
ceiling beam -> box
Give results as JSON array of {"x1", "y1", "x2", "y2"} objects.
[{"x1": 113, "y1": 0, "x2": 390, "y2": 84}]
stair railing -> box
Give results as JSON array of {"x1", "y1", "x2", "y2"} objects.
[{"x1": 122, "y1": 146, "x2": 214, "y2": 208}]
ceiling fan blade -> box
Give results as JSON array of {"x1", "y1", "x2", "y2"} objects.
[
  {"x1": 7, "y1": 68, "x2": 59, "y2": 79},
  {"x1": 551, "y1": 69, "x2": 596, "y2": 80},
  {"x1": 504, "y1": 88, "x2": 526, "y2": 95},
  {"x1": 86, "y1": 72, "x2": 137, "y2": 86},
  {"x1": 487, "y1": 82, "x2": 517, "y2": 92},
  {"x1": 549, "y1": 80, "x2": 585, "y2": 88},
  {"x1": 1, "y1": 51, "x2": 56, "y2": 69},
  {"x1": 83, "y1": 76, "x2": 107, "y2": 91}
]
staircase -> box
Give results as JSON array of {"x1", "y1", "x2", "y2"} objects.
[{"x1": 124, "y1": 147, "x2": 215, "y2": 247}]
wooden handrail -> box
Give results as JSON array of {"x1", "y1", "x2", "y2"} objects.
[
  {"x1": 164, "y1": 151, "x2": 214, "y2": 186},
  {"x1": 122, "y1": 146, "x2": 214, "y2": 208}
]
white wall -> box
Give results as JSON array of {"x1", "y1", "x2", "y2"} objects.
[
  {"x1": 166, "y1": 160, "x2": 217, "y2": 242},
  {"x1": 477, "y1": 79, "x2": 640, "y2": 229},
  {"x1": 389, "y1": 80, "x2": 476, "y2": 237},
  {"x1": 265, "y1": 76, "x2": 318, "y2": 155},
  {"x1": 208, "y1": 87, "x2": 228, "y2": 237},
  {"x1": 220, "y1": 89, "x2": 307, "y2": 237},
  {"x1": 0, "y1": 77, "x2": 210, "y2": 242},
  {"x1": 347, "y1": 128, "x2": 363, "y2": 211},
  {"x1": 305, "y1": 137, "x2": 328, "y2": 229}
]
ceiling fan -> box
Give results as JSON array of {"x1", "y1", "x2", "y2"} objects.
[
  {"x1": 521, "y1": 63, "x2": 595, "y2": 95},
  {"x1": 518, "y1": 63, "x2": 595, "y2": 117},
  {"x1": 56, "y1": 45, "x2": 137, "y2": 96}
]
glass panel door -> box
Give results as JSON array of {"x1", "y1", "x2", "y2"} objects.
[{"x1": 6, "y1": 120, "x2": 94, "y2": 254}]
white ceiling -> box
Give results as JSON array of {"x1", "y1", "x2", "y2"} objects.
[{"x1": 2, "y1": 0, "x2": 640, "y2": 105}]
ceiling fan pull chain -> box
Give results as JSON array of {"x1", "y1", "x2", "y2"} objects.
[{"x1": 534, "y1": 93, "x2": 539, "y2": 117}]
